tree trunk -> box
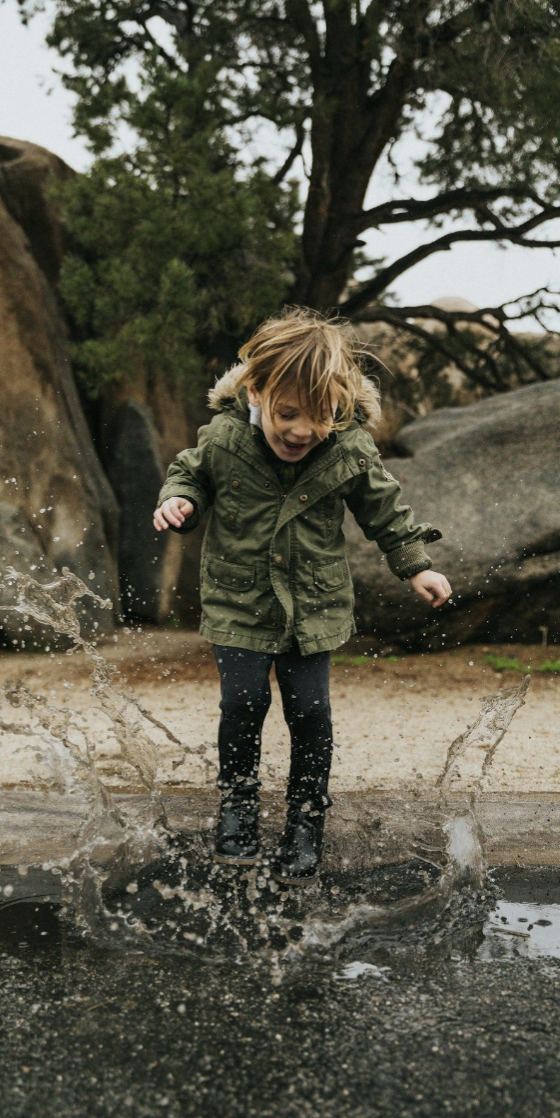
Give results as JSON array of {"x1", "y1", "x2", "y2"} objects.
[{"x1": 293, "y1": 4, "x2": 427, "y2": 311}]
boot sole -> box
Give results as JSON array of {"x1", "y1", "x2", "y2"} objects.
[
  {"x1": 271, "y1": 871, "x2": 318, "y2": 887},
  {"x1": 214, "y1": 852, "x2": 259, "y2": 867}
]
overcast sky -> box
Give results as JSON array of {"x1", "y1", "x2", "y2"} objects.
[{"x1": 1, "y1": 2, "x2": 558, "y2": 325}]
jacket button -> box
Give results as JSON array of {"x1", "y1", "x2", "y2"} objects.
[
  {"x1": 263, "y1": 481, "x2": 271, "y2": 489},
  {"x1": 231, "y1": 480, "x2": 240, "y2": 490},
  {"x1": 274, "y1": 554, "x2": 282, "y2": 564},
  {"x1": 299, "y1": 493, "x2": 308, "y2": 502},
  {"x1": 227, "y1": 514, "x2": 235, "y2": 522},
  {"x1": 327, "y1": 519, "x2": 333, "y2": 527},
  {"x1": 358, "y1": 458, "x2": 366, "y2": 467}
]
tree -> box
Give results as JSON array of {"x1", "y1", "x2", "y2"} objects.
[
  {"x1": 13, "y1": 0, "x2": 560, "y2": 393},
  {"x1": 49, "y1": 58, "x2": 298, "y2": 397}
]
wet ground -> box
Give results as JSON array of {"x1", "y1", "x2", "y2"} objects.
[
  {"x1": 1, "y1": 859, "x2": 560, "y2": 1118},
  {"x1": 2, "y1": 631, "x2": 559, "y2": 794},
  {"x1": 1, "y1": 575, "x2": 559, "y2": 1117}
]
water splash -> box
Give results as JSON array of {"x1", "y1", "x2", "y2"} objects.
[
  {"x1": 0, "y1": 567, "x2": 209, "y2": 939},
  {"x1": 277, "y1": 677, "x2": 531, "y2": 959},
  {"x1": 0, "y1": 565, "x2": 533, "y2": 962},
  {"x1": 437, "y1": 674, "x2": 531, "y2": 793},
  {"x1": 437, "y1": 675, "x2": 531, "y2": 886}
]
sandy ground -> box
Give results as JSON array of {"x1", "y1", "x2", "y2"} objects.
[{"x1": 0, "y1": 627, "x2": 558, "y2": 796}]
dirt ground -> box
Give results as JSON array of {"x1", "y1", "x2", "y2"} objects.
[{"x1": 0, "y1": 627, "x2": 558, "y2": 796}]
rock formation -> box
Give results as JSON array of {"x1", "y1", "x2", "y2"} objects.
[
  {"x1": 0, "y1": 137, "x2": 120, "y2": 647},
  {"x1": 1, "y1": 136, "x2": 557, "y2": 650},
  {"x1": 347, "y1": 379, "x2": 560, "y2": 648}
]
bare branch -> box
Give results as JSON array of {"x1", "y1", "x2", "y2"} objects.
[
  {"x1": 417, "y1": 0, "x2": 494, "y2": 52},
  {"x1": 284, "y1": 0, "x2": 322, "y2": 72},
  {"x1": 353, "y1": 288, "x2": 560, "y2": 391},
  {"x1": 136, "y1": 16, "x2": 184, "y2": 71},
  {"x1": 341, "y1": 209, "x2": 560, "y2": 316},
  {"x1": 272, "y1": 117, "x2": 307, "y2": 185},
  {"x1": 363, "y1": 309, "x2": 500, "y2": 393},
  {"x1": 355, "y1": 186, "x2": 541, "y2": 234}
]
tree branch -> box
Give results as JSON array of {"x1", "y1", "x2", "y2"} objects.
[
  {"x1": 149, "y1": 2, "x2": 190, "y2": 37},
  {"x1": 354, "y1": 288, "x2": 560, "y2": 390},
  {"x1": 272, "y1": 117, "x2": 307, "y2": 184},
  {"x1": 355, "y1": 185, "x2": 542, "y2": 234},
  {"x1": 363, "y1": 309, "x2": 500, "y2": 392},
  {"x1": 417, "y1": 0, "x2": 494, "y2": 53},
  {"x1": 341, "y1": 209, "x2": 560, "y2": 316},
  {"x1": 284, "y1": 0, "x2": 322, "y2": 73},
  {"x1": 136, "y1": 16, "x2": 184, "y2": 71}
]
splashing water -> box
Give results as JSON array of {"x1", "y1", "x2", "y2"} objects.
[
  {"x1": 438, "y1": 675, "x2": 531, "y2": 885},
  {"x1": 275, "y1": 676, "x2": 531, "y2": 958},
  {"x1": 0, "y1": 567, "x2": 208, "y2": 939},
  {"x1": 0, "y1": 566, "x2": 532, "y2": 964}
]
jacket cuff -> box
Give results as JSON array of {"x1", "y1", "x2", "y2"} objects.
[{"x1": 387, "y1": 541, "x2": 432, "y2": 581}]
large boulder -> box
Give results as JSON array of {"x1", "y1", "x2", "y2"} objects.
[
  {"x1": 0, "y1": 137, "x2": 120, "y2": 646},
  {"x1": 0, "y1": 136, "x2": 73, "y2": 284},
  {"x1": 356, "y1": 302, "x2": 559, "y2": 455},
  {"x1": 95, "y1": 372, "x2": 203, "y2": 625},
  {"x1": 105, "y1": 401, "x2": 168, "y2": 621},
  {"x1": 347, "y1": 379, "x2": 560, "y2": 649}
]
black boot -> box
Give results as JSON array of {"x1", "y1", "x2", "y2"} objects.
[
  {"x1": 214, "y1": 785, "x2": 259, "y2": 866},
  {"x1": 272, "y1": 802, "x2": 326, "y2": 885}
]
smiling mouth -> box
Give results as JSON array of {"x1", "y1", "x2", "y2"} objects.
[{"x1": 282, "y1": 439, "x2": 309, "y2": 450}]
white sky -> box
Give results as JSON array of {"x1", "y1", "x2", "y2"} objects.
[{"x1": 1, "y1": 2, "x2": 558, "y2": 322}]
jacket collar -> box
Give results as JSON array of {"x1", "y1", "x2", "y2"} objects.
[
  {"x1": 214, "y1": 403, "x2": 364, "y2": 534},
  {"x1": 221, "y1": 387, "x2": 343, "y2": 478}
]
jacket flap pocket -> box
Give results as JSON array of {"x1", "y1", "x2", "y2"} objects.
[
  {"x1": 313, "y1": 559, "x2": 347, "y2": 591},
  {"x1": 207, "y1": 558, "x2": 255, "y2": 591}
]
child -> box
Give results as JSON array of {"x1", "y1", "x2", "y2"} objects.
[{"x1": 153, "y1": 308, "x2": 451, "y2": 885}]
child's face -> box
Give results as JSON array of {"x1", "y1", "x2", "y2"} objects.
[{"x1": 248, "y1": 384, "x2": 338, "y2": 462}]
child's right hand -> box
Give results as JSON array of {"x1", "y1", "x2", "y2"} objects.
[{"x1": 153, "y1": 497, "x2": 195, "y2": 532}]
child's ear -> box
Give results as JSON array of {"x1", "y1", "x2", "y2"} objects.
[{"x1": 247, "y1": 384, "x2": 261, "y2": 406}]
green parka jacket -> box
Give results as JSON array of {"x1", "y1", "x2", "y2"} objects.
[{"x1": 157, "y1": 364, "x2": 441, "y2": 656}]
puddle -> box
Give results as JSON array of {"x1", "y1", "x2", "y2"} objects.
[
  {"x1": 480, "y1": 867, "x2": 560, "y2": 960},
  {"x1": 1, "y1": 566, "x2": 558, "y2": 1115}
]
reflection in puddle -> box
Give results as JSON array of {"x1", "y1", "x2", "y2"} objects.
[
  {"x1": 481, "y1": 868, "x2": 560, "y2": 960},
  {"x1": 482, "y1": 901, "x2": 560, "y2": 958}
]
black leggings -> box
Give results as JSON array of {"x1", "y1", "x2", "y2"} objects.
[{"x1": 213, "y1": 643, "x2": 333, "y2": 808}]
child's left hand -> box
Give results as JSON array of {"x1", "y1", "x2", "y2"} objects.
[{"x1": 410, "y1": 570, "x2": 452, "y2": 608}]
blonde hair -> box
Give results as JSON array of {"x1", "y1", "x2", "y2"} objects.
[{"x1": 235, "y1": 306, "x2": 381, "y2": 436}]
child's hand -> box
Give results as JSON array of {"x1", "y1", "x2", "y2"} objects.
[
  {"x1": 153, "y1": 497, "x2": 195, "y2": 531},
  {"x1": 410, "y1": 570, "x2": 452, "y2": 608}
]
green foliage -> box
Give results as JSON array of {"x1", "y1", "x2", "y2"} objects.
[
  {"x1": 47, "y1": 51, "x2": 297, "y2": 396},
  {"x1": 418, "y1": 3, "x2": 560, "y2": 202},
  {"x1": 15, "y1": 0, "x2": 560, "y2": 393},
  {"x1": 536, "y1": 659, "x2": 560, "y2": 674},
  {"x1": 484, "y1": 653, "x2": 560, "y2": 673},
  {"x1": 484, "y1": 654, "x2": 525, "y2": 672},
  {"x1": 331, "y1": 653, "x2": 367, "y2": 666},
  {"x1": 163, "y1": 616, "x2": 184, "y2": 630}
]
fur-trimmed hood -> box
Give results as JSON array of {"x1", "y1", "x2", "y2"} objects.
[{"x1": 207, "y1": 362, "x2": 381, "y2": 436}]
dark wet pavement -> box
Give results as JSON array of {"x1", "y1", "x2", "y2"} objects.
[{"x1": 2, "y1": 864, "x2": 560, "y2": 1118}]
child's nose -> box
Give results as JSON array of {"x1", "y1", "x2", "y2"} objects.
[{"x1": 290, "y1": 417, "x2": 313, "y2": 439}]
